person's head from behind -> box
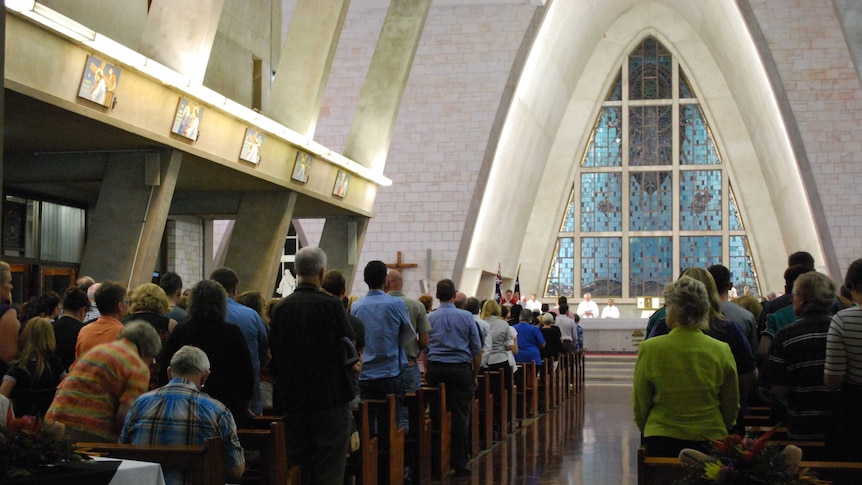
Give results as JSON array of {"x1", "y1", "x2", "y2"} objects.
[
  {"x1": 418, "y1": 294, "x2": 433, "y2": 313},
  {"x1": 364, "y1": 260, "x2": 388, "y2": 290},
  {"x1": 119, "y1": 320, "x2": 162, "y2": 361},
  {"x1": 128, "y1": 283, "x2": 170, "y2": 315},
  {"x1": 519, "y1": 308, "x2": 533, "y2": 323},
  {"x1": 454, "y1": 292, "x2": 467, "y2": 309},
  {"x1": 510, "y1": 304, "x2": 523, "y2": 319},
  {"x1": 168, "y1": 345, "x2": 211, "y2": 388},
  {"x1": 784, "y1": 264, "x2": 814, "y2": 294},
  {"x1": 707, "y1": 264, "x2": 732, "y2": 295},
  {"x1": 237, "y1": 291, "x2": 266, "y2": 318},
  {"x1": 844, "y1": 259, "x2": 862, "y2": 300},
  {"x1": 16, "y1": 317, "x2": 56, "y2": 367},
  {"x1": 386, "y1": 270, "x2": 403, "y2": 292},
  {"x1": 559, "y1": 303, "x2": 569, "y2": 315},
  {"x1": 481, "y1": 299, "x2": 501, "y2": 320},
  {"x1": 295, "y1": 247, "x2": 327, "y2": 281},
  {"x1": 733, "y1": 294, "x2": 763, "y2": 322},
  {"x1": 681, "y1": 267, "x2": 723, "y2": 320},
  {"x1": 664, "y1": 276, "x2": 709, "y2": 330},
  {"x1": 788, "y1": 251, "x2": 815, "y2": 271},
  {"x1": 321, "y1": 269, "x2": 346, "y2": 298},
  {"x1": 62, "y1": 287, "x2": 90, "y2": 321},
  {"x1": 436, "y1": 279, "x2": 456, "y2": 302},
  {"x1": 210, "y1": 267, "x2": 239, "y2": 296},
  {"x1": 541, "y1": 313, "x2": 554, "y2": 326},
  {"x1": 159, "y1": 272, "x2": 183, "y2": 299},
  {"x1": 465, "y1": 297, "x2": 481, "y2": 315},
  {"x1": 188, "y1": 279, "x2": 228, "y2": 323},
  {"x1": 792, "y1": 271, "x2": 836, "y2": 316},
  {"x1": 95, "y1": 281, "x2": 127, "y2": 317}
]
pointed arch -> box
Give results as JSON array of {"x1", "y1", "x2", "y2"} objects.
[{"x1": 457, "y1": 1, "x2": 828, "y2": 300}]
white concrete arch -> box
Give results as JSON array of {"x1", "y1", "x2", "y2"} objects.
[{"x1": 458, "y1": 0, "x2": 826, "y2": 297}]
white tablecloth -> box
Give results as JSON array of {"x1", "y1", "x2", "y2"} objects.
[{"x1": 92, "y1": 456, "x2": 166, "y2": 485}]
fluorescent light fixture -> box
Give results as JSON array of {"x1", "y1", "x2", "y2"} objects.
[
  {"x1": 140, "y1": 58, "x2": 190, "y2": 88},
  {"x1": 6, "y1": 0, "x2": 96, "y2": 42},
  {"x1": 84, "y1": 33, "x2": 145, "y2": 67}
]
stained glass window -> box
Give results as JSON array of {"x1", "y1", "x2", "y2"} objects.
[
  {"x1": 581, "y1": 237, "x2": 623, "y2": 297},
  {"x1": 680, "y1": 170, "x2": 722, "y2": 231},
  {"x1": 629, "y1": 237, "x2": 672, "y2": 296},
  {"x1": 629, "y1": 171, "x2": 672, "y2": 231},
  {"x1": 544, "y1": 36, "x2": 760, "y2": 299},
  {"x1": 680, "y1": 104, "x2": 720, "y2": 165},
  {"x1": 581, "y1": 173, "x2": 622, "y2": 232},
  {"x1": 582, "y1": 107, "x2": 623, "y2": 167},
  {"x1": 680, "y1": 236, "x2": 722, "y2": 271}
]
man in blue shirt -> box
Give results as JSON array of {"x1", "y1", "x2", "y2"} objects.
[
  {"x1": 210, "y1": 267, "x2": 270, "y2": 416},
  {"x1": 121, "y1": 345, "x2": 245, "y2": 484},
  {"x1": 426, "y1": 279, "x2": 482, "y2": 477},
  {"x1": 352, "y1": 261, "x2": 416, "y2": 424}
]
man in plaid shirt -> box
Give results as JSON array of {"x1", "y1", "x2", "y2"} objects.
[{"x1": 121, "y1": 345, "x2": 244, "y2": 484}]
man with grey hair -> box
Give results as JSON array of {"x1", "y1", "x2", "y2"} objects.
[
  {"x1": 47, "y1": 321, "x2": 161, "y2": 442},
  {"x1": 270, "y1": 247, "x2": 356, "y2": 484},
  {"x1": 121, "y1": 345, "x2": 245, "y2": 483}
]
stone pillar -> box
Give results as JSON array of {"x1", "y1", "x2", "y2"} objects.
[
  {"x1": 79, "y1": 150, "x2": 181, "y2": 286},
  {"x1": 266, "y1": 0, "x2": 350, "y2": 137},
  {"x1": 222, "y1": 191, "x2": 297, "y2": 297},
  {"x1": 139, "y1": 0, "x2": 225, "y2": 85},
  {"x1": 319, "y1": 216, "x2": 369, "y2": 293},
  {"x1": 320, "y1": 0, "x2": 431, "y2": 286},
  {"x1": 343, "y1": 0, "x2": 432, "y2": 171}
]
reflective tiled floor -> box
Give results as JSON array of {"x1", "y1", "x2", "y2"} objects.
[{"x1": 449, "y1": 385, "x2": 639, "y2": 484}]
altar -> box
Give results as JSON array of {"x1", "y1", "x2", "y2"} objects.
[{"x1": 579, "y1": 318, "x2": 647, "y2": 353}]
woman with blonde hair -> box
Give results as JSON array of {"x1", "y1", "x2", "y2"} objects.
[
  {"x1": 0, "y1": 317, "x2": 65, "y2": 417},
  {"x1": 122, "y1": 283, "x2": 177, "y2": 389},
  {"x1": 480, "y1": 299, "x2": 518, "y2": 434},
  {"x1": 633, "y1": 276, "x2": 739, "y2": 457}
]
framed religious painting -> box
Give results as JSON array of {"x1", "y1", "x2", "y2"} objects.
[
  {"x1": 333, "y1": 170, "x2": 350, "y2": 198},
  {"x1": 171, "y1": 97, "x2": 204, "y2": 141},
  {"x1": 292, "y1": 151, "x2": 313, "y2": 183},
  {"x1": 239, "y1": 128, "x2": 264, "y2": 164},
  {"x1": 78, "y1": 55, "x2": 121, "y2": 108}
]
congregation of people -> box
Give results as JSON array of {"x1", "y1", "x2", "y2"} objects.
[
  {"x1": 0, "y1": 249, "x2": 589, "y2": 484},
  {"x1": 634, "y1": 250, "x2": 862, "y2": 463}
]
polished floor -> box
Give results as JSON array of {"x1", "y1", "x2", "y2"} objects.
[{"x1": 452, "y1": 383, "x2": 641, "y2": 484}]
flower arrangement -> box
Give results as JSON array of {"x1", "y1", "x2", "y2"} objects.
[
  {"x1": 0, "y1": 412, "x2": 79, "y2": 479},
  {"x1": 675, "y1": 426, "x2": 829, "y2": 485}
]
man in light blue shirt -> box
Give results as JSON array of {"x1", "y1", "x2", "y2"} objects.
[
  {"x1": 351, "y1": 261, "x2": 416, "y2": 423},
  {"x1": 211, "y1": 268, "x2": 270, "y2": 416}
]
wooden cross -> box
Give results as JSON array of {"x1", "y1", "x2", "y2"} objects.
[{"x1": 385, "y1": 251, "x2": 418, "y2": 272}]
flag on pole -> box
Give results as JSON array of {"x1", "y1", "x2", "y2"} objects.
[
  {"x1": 494, "y1": 264, "x2": 502, "y2": 304},
  {"x1": 514, "y1": 264, "x2": 521, "y2": 299}
]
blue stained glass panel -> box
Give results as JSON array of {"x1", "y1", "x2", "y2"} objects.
[
  {"x1": 583, "y1": 107, "x2": 622, "y2": 167},
  {"x1": 607, "y1": 70, "x2": 622, "y2": 101},
  {"x1": 628, "y1": 37, "x2": 672, "y2": 100},
  {"x1": 629, "y1": 106, "x2": 673, "y2": 166},
  {"x1": 581, "y1": 237, "x2": 623, "y2": 297},
  {"x1": 561, "y1": 188, "x2": 575, "y2": 232},
  {"x1": 680, "y1": 104, "x2": 720, "y2": 165},
  {"x1": 680, "y1": 170, "x2": 722, "y2": 230},
  {"x1": 729, "y1": 184, "x2": 743, "y2": 230},
  {"x1": 680, "y1": 68, "x2": 695, "y2": 98},
  {"x1": 629, "y1": 171, "x2": 672, "y2": 231},
  {"x1": 679, "y1": 236, "x2": 722, "y2": 271},
  {"x1": 629, "y1": 237, "x2": 672, "y2": 296},
  {"x1": 581, "y1": 173, "x2": 622, "y2": 232},
  {"x1": 730, "y1": 236, "x2": 759, "y2": 296},
  {"x1": 546, "y1": 238, "x2": 575, "y2": 298}
]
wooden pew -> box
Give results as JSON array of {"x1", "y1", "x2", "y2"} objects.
[
  {"x1": 421, "y1": 384, "x2": 452, "y2": 480},
  {"x1": 539, "y1": 358, "x2": 553, "y2": 413},
  {"x1": 486, "y1": 369, "x2": 509, "y2": 441},
  {"x1": 365, "y1": 394, "x2": 405, "y2": 485},
  {"x1": 404, "y1": 389, "x2": 432, "y2": 484},
  {"x1": 237, "y1": 421, "x2": 300, "y2": 485},
  {"x1": 516, "y1": 362, "x2": 539, "y2": 419},
  {"x1": 637, "y1": 446, "x2": 862, "y2": 485},
  {"x1": 471, "y1": 390, "x2": 480, "y2": 458},
  {"x1": 345, "y1": 400, "x2": 379, "y2": 485},
  {"x1": 476, "y1": 373, "x2": 494, "y2": 449},
  {"x1": 514, "y1": 364, "x2": 527, "y2": 422},
  {"x1": 76, "y1": 437, "x2": 225, "y2": 485}
]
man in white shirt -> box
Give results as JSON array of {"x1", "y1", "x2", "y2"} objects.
[
  {"x1": 576, "y1": 293, "x2": 599, "y2": 318},
  {"x1": 601, "y1": 299, "x2": 620, "y2": 319},
  {"x1": 525, "y1": 293, "x2": 542, "y2": 312}
]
